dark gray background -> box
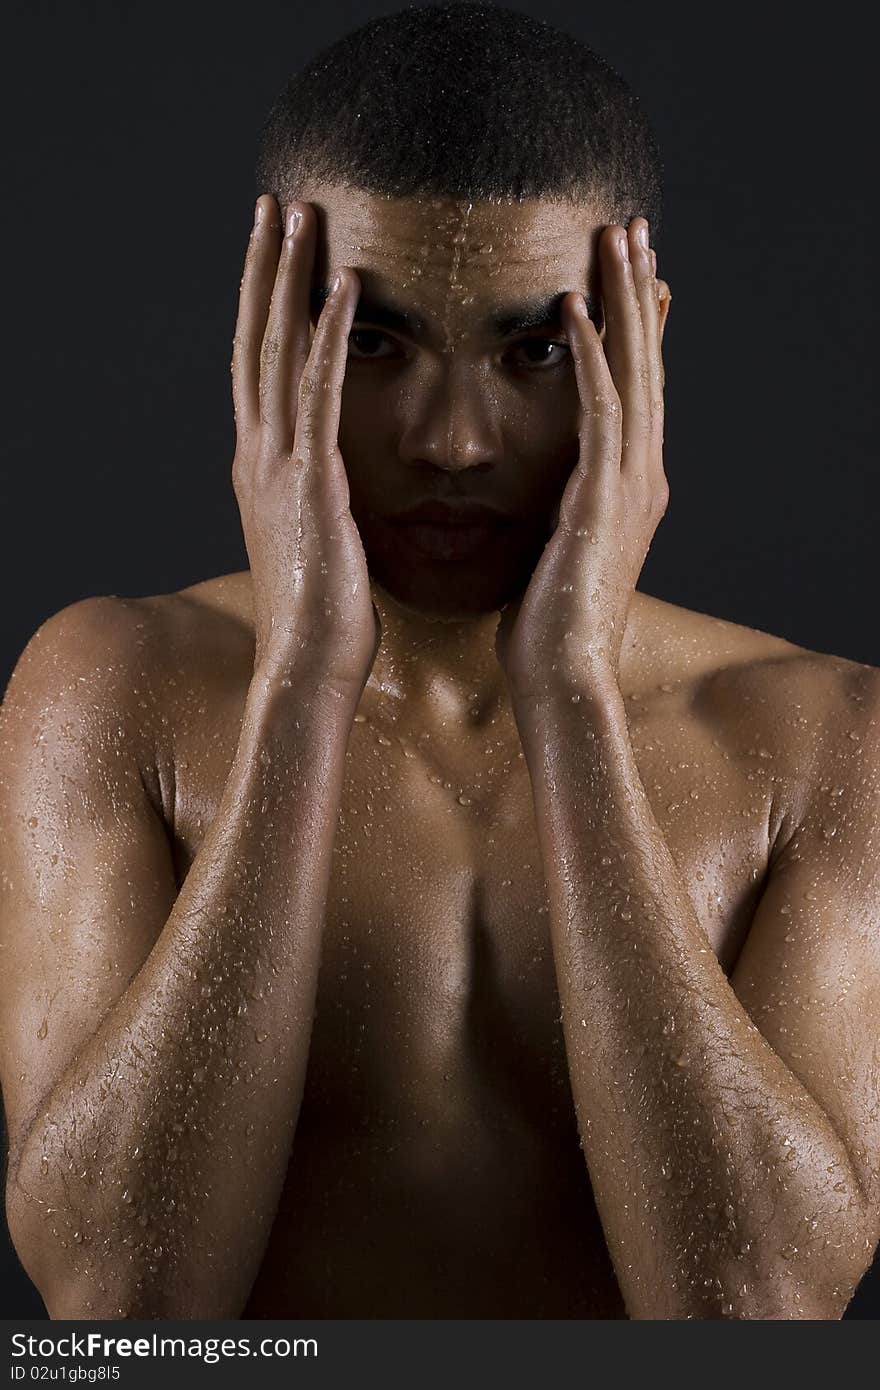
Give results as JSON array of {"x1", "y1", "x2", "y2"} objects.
[{"x1": 3, "y1": 0, "x2": 877, "y2": 1318}]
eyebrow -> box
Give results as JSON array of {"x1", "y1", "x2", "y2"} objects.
[{"x1": 310, "y1": 286, "x2": 597, "y2": 336}]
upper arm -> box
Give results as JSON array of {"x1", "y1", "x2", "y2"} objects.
[
  {"x1": 0, "y1": 595, "x2": 179, "y2": 1191},
  {"x1": 730, "y1": 661, "x2": 880, "y2": 1235}
]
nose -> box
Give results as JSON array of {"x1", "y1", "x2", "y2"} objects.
[{"x1": 397, "y1": 360, "x2": 503, "y2": 475}]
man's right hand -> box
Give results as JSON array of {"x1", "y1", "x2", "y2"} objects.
[{"x1": 231, "y1": 193, "x2": 381, "y2": 698}]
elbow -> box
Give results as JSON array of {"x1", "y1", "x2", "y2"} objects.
[
  {"x1": 5, "y1": 1160, "x2": 57, "y2": 1315},
  {"x1": 717, "y1": 1238, "x2": 878, "y2": 1320},
  {"x1": 5, "y1": 1170, "x2": 96, "y2": 1321},
  {"x1": 5, "y1": 1161, "x2": 156, "y2": 1321},
  {"x1": 7, "y1": 1173, "x2": 246, "y2": 1320},
  {"x1": 721, "y1": 1176, "x2": 880, "y2": 1320}
]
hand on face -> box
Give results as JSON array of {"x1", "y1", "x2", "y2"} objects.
[{"x1": 495, "y1": 217, "x2": 672, "y2": 702}]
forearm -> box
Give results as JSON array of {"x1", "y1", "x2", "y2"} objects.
[
  {"x1": 9, "y1": 662, "x2": 356, "y2": 1320},
  {"x1": 514, "y1": 684, "x2": 868, "y2": 1320}
]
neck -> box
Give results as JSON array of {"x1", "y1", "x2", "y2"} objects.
[{"x1": 365, "y1": 577, "x2": 511, "y2": 726}]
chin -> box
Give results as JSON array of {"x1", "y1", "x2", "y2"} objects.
[
  {"x1": 368, "y1": 558, "x2": 529, "y2": 622},
  {"x1": 361, "y1": 512, "x2": 545, "y2": 618}
]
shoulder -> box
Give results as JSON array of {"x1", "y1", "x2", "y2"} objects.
[
  {"x1": 635, "y1": 591, "x2": 880, "y2": 836},
  {"x1": 3, "y1": 592, "x2": 160, "y2": 722},
  {"x1": 0, "y1": 579, "x2": 249, "y2": 824},
  {"x1": 633, "y1": 590, "x2": 877, "y2": 716},
  {"x1": 4, "y1": 571, "x2": 254, "y2": 708},
  {"x1": 0, "y1": 594, "x2": 175, "y2": 812}
]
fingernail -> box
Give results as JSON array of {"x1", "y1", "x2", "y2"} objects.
[
  {"x1": 254, "y1": 198, "x2": 265, "y2": 226},
  {"x1": 332, "y1": 271, "x2": 342, "y2": 292},
  {"x1": 618, "y1": 234, "x2": 629, "y2": 262},
  {"x1": 285, "y1": 207, "x2": 301, "y2": 237},
  {"x1": 637, "y1": 223, "x2": 649, "y2": 249}
]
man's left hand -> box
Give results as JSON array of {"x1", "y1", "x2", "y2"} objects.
[{"x1": 495, "y1": 217, "x2": 671, "y2": 702}]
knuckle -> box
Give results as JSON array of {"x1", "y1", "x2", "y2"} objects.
[
  {"x1": 298, "y1": 370, "x2": 317, "y2": 406},
  {"x1": 261, "y1": 334, "x2": 281, "y2": 368},
  {"x1": 591, "y1": 390, "x2": 621, "y2": 419},
  {"x1": 231, "y1": 456, "x2": 249, "y2": 493}
]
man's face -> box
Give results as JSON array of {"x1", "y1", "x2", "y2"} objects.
[{"x1": 298, "y1": 181, "x2": 607, "y2": 619}]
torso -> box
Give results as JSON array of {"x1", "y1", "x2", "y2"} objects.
[{"x1": 135, "y1": 571, "x2": 837, "y2": 1317}]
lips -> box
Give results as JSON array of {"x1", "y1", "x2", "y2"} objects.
[
  {"x1": 388, "y1": 500, "x2": 513, "y2": 561},
  {"x1": 396, "y1": 519, "x2": 505, "y2": 560},
  {"x1": 392, "y1": 501, "x2": 511, "y2": 527}
]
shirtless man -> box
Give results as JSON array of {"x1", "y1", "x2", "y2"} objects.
[{"x1": 2, "y1": 6, "x2": 879, "y2": 1321}]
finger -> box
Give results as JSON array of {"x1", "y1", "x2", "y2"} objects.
[
  {"x1": 599, "y1": 224, "x2": 651, "y2": 471},
  {"x1": 293, "y1": 267, "x2": 361, "y2": 463},
  {"x1": 558, "y1": 292, "x2": 622, "y2": 519},
  {"x1": 627, "y1": 219, "x2": 664, "y2": 473},
  {"x1": 259, "y1": 201, "x2": 317, "y2": 444},
  {"x1": 231, "y1": 194, "x2": 282, "y2": 438},
  {"x1": 656, "y1": 276, "x2": 672, "y2": 351}
]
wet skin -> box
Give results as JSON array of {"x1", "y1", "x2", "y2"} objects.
[
  {"x1": 137, "y1": 578, "x2": 878, "y2": 1318},
  {"x1": 179, "y1": 190, "x2": 880, "y2": 1313},
  {"x1": 3, "y1": 185, "x2": 879, "y2": 1318}
]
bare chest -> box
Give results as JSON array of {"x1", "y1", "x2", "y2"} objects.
[
  {"x1": 166, "y1": 679, "x2": 775, "y2": 1314},
  {"x1": 169, "y1": 694, "x2": 771, "y2": 1120}
]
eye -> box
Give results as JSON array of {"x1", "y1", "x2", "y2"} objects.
[
  {"x1": 347, "y1": 327, "x2": 403, "y2": 360},
  {"x1": 504, "y1": 337, "x2": 571, "y2": 371}
]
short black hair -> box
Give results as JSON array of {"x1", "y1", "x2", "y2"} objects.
[{"x1": 254, "y1": 1, "x2": 664, "y2": 238}]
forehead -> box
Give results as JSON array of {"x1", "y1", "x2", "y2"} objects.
[{"x1": 300, "y1": 180, "x2": 604, "y2": 328}]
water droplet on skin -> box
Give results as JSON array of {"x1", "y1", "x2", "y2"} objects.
[
  {"x1": 37, "y1": 1018, "x2": 48, "y2": 1039},
  {"x1": 457, "y1": 794, "x2": 472, "y2": 805}
]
